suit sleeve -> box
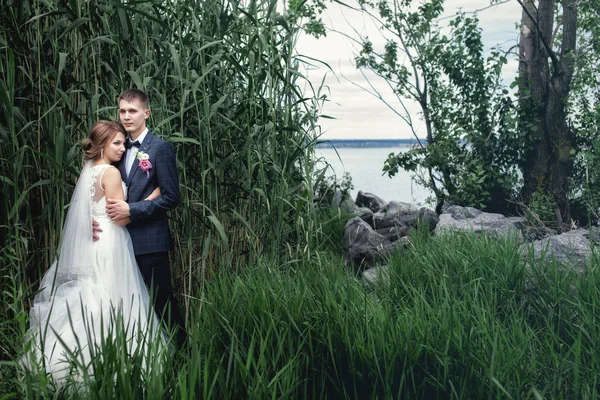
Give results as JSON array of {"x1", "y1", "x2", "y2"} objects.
[{"x1": 129, "y1": 141, "x2": 180, "y2": 221}]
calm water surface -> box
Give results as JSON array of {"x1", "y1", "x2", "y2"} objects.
[{"x1": 316, "y1": 147, "x2": 433, "y2": 207}]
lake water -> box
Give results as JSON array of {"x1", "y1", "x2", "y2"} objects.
[{"x1": 316, "y1": 147, "x2": 434, "y2": 207}]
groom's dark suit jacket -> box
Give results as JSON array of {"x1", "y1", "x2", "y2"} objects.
[{"x1": 117, "y1": 131, "x2": 180, "y2": 255}]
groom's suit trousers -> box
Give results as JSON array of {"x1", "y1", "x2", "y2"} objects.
[{"x1": 136, "y1": 252, "x2": 186, "y2": 348}]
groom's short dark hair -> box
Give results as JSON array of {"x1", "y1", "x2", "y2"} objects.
[{"x1": 118, "y1": 89, "x2": 149, "y2": 109}]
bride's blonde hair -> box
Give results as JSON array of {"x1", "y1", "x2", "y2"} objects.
[{"x1": 82, "y1": 121, "x2": 127, "y2": 160}]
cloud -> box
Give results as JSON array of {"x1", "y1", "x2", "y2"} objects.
[{"x1": 297, "y1": 0, "x2": 522, "y2": 139}]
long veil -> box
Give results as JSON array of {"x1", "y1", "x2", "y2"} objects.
[
  {"x1": 33, "y1": 159, "x2": 96, "y2": 306},
  {"x1": 22, "y1": 159, "x2": 100, "y2": 381}
]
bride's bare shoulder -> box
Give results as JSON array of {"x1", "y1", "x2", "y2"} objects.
[
  {"x1": 101, "y1": 165, "x2": 123, "y2": 183},
  {"x1": 101, "y1": 166, "x2": 125, "y2": 197}
]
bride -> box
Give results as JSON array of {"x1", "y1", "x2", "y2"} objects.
[{"x1": 23, "y1": 121, "x2": 164, "y2": 384}]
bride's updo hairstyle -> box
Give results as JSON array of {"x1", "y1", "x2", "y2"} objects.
[{"x1": 83, "y1": 120, "x2": 127, "y2": 160}]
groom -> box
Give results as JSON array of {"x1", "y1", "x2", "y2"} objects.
[{"x1": 104, "y1": 88, "x2": 185, "y2": 347}]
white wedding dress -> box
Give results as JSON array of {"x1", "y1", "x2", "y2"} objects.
[{"x1": 24, "y1": 161, "x2": 163, "y2": 384}]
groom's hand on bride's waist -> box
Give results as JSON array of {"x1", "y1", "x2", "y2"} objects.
[
  {"x1": 92, "y1": 219, "x2": 102, "y2": 241},
  {"x1": 106, "y1": 199, "x2": 130, "y2": 221}
]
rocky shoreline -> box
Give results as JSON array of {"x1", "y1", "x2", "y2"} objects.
[{"x1": 340, "y1": 191, "x2": 600, "y2": 288}]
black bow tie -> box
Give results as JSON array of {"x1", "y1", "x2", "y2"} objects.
[{"x1": 125, "y1": 139, "x2": 141, "y2": 149}]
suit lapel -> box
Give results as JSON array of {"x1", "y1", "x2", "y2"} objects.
[{"x1": 126, "y1": 132, "x2": 155, "y2": 186}]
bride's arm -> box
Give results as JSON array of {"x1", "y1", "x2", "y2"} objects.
[
  {"x1": 146, "y1": 187, "x2": 161, "y2": 201},
  {"x1": 103, "y1": 167, "x2": 130, "y2": 226}
]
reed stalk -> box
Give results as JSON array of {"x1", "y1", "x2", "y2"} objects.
[{"x1": 1, "y1": 0, "x2": 326, "y2": 391}]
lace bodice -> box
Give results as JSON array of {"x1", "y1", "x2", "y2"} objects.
[{"x1": 90, "y1": 164, "x2": 127, "y2": 218}]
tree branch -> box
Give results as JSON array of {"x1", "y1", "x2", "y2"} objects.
[
  {"x1": 341, "y1": 66, "x2": 425, "y2": 149},
  {"x1": 437, "y1": 0, "x2": 512, "y2": 21}
]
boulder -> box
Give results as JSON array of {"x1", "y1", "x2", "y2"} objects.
[
  {"x1": 331, "y1": 190, "x2": 343, "y2": 207},
  {"x1": 416, "y1": 208, "x2": 439, "y2": 232},
  {"x1": 381, "y1": 201, "x2": 416, "y2": 214},
  {"x1": 521, "y1": 225, "x2": 558, "y2": 242},
  {"x1": 362, "y1": 265, "x2": 390, "y2": 290},
  {"x1": 524, "y1": 228, "x2": 594, "y2": 273},
  {"x1": 434, "y1": 205, "x2": 524, "y2": 238},
  {"x1": 373, "y1": 203, "x2": 438, "y2": 232},
  {"x1": 343, "y1": 217, "x2": 400, "y2": 271},
  {"x1": 375, "y1": 225, "x2": 410, "y2": 242},
  {"x1": 340, "y1": 198, "x2": 356, "y2": 214},
  {"x1": 355, "y1": 191, "x2": 387, "y2": 213},
  {"x1": 352, "y1": 207, "x2": 374, "y2": 227}
]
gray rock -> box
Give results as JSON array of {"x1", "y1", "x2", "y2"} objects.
[
  {"x1": 340, "y1": 198, "x2": 356, "y2": 214},
  {"x1": 444, "y1": 205, "x2": 483, "y2": 219},
  {"x1": 440, "y1": 201, "x2": 453, "y2": 213},
  {"x1": 343, "y1": 217, "x2": 400, "y2": 272},
  {"x1": 582, "y1": 226, "x2": 600, "y2": 245},
  {"x1": 505, "y1": 216, "x2": 527, "y2": 230},
  {"x1": 372, "y1": 205, "x2": 438, "y2": 232},
  {"x1": 372, "y1": 211, "x2": 392, "y2": 229},
  {"x1": 375, "y1": 225, "x2": 411, "y2": 242},
  {"x1": 362, "y1": 238, "x2": 411, "y2": 289},
  {"x1": 362, "y1": 265, "x2": 390, "y2": 290},
  {"x1": 381, "y1": 201, "x2": 416, "y2": 214},
  {"x1": 524, "y1": 229, "x2": 593, "y2": 273},
  {"x1": 355, "y1": 191, "x2": 387, "y2": 213},
  {"x1": 352, "y1": 207, "x2": 374, "y2": 227},
  {"x1": 395, "y1": 235, "x2": 412, "y2": 249},
  {"x1": 521, "y1": 225, "x2": 558, "y2": 242},
  {"x1": 434, "y1": 205, "x2": 523, "y2": 238},
  {"x1": 417, "y1": 208, "x2": 439, "y2": 231},
  {"x1": 331, "y1": 190, "x2": 343, "y2": 207}
]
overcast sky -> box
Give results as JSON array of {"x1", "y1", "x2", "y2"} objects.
[{"x1": 296, "y1": 0, "x2": 523, "y2": 140}]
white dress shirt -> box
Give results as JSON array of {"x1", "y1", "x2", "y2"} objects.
[{"x1": 125, "y1": 128, "x2": 149, "y2": 177}]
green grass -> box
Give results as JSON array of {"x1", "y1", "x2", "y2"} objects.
[{"x1": 6, "y1": 230, "x2": 600, "y2": 398}]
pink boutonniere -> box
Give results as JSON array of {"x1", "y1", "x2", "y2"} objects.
[{"x1": 136, "y1": 151, "x2": 152, "y2": 178}]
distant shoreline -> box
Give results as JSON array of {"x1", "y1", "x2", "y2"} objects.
[{"x1": 316, "y1": 139, "x2": 425, "y2": 148}]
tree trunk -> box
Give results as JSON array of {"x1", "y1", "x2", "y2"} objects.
[
  {"x1": 547, "y1": 0, "x2": 577, "y2": 227},
  {"x1": 518, "y1": 0, "x2": 577, "y2": 230},
  {"x1": 420, "y1": 79, "x2": 453, "y2": 209}
]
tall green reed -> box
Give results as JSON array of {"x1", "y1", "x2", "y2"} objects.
[{"x1": 1, "y1": 0, "x2": 327, "y2": 390}]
